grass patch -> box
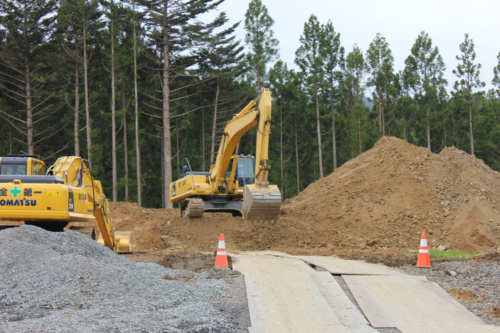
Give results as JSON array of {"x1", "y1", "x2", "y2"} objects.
[
  {"x1": 407, "y1": 249, "x2": 476, "y2": 260},
  {"x1": 429, "y1": 249, "x2": 476, "y2": 260}
]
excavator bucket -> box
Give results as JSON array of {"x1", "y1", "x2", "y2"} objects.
[
  {"x1": 241, "y1": 184, "x2": 282, "y2": 222},
  {"x1": 115, "y1": 231, "x2": 137, "y2": 253},
  {"x1": 98, "y1": 231, "x2": 137, "y2": 253}
]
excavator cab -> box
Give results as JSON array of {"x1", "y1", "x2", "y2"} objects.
[
  {"x1": 0, "y1": 154, "x2": 46, "y2": 175},
  {"x1": 235, "y1": 156, "x2": 255, "y2": 187}
]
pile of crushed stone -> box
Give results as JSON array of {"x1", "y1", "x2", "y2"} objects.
[
  {"x1": 0, "y1": 225, "x2": 248, "y2": 332},
  {"x1": 111, "y1": 137, "x2": 500, "y2": 254}
]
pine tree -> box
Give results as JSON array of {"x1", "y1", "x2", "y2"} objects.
[
  {"x1": 295, "y1": 14, "x2": 325, "y2": 178},
  {"x1": 452, "y1": 33, "x2": 485, "y2": 156},
  {"x1": 493, "y1": 52, "x2": 500, "y2": 99},
  {"x1": 56, "y1": 0, "x2": 103, "y2": 167},
  {"x1": 404, "y1": 31, "x2": 447, "y2": 151},
  {"x1": 132, "y1": 0, "x2": 142, "y2": 206},
  {"x1": 321, "y1": 20, "x2": 343, "y2": 170},
  {"x1": 139, "y1": 0, "x2": 223, "y2": 208},
  {"x1": 269, "y1": 60, "x2": 291, "y2": 194},
  {"x1": 344, "y1": 45, "x2": 366, "y2": 155},
  {"x1": 0, "y1": 0, "x2": 58, "y2": 154},
  {"x1": 197, "y1": 14, "x2": 245, "y2": 165},
  {"x1": 366, "y1": 33, "x2": 394, "y2": 137},
  {"x1": 100, "y1": 0, "x2": 120, "y2": 201},
  {"x1": 244, "y1": 0, "x2": 279, "y2": 92}
]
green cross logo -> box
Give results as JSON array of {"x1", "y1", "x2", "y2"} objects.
[{"x1": 10, "y1": 186, "x2": 21, "y2": 198}]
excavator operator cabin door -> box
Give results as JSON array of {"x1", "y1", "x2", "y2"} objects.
[{"x1": 236, "y1": 156, "x2": 255, "y2": 187}]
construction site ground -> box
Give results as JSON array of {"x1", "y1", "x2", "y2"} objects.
[{"x1": 1, "y1": 137, "x2": 500, "y2": 332}]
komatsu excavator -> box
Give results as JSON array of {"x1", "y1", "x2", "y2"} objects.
[
  {"x1": 169, "y1": 88, "x2": 281, "y2": 221},
  {"x1": 0, "y1": 155, "x2": 135, "y2": 252}
]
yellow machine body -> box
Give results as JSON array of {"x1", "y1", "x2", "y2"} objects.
[{"x1": 0, "y1": 156, "x2": 135, "y2": 252}]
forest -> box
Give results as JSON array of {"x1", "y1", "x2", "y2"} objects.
[{"x1": 1, "y1": 0, "x2": 500, "y2": 208}]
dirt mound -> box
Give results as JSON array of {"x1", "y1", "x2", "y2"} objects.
[
  {"x1": 427, "y1": 146, "x2": 500, "y2": 252},
  {"x1": 278, "y1": 136, "x2": 444, "y2": 251},
  {"x1": 111, "y1": 136, "x2": 500, "y2": 254}
]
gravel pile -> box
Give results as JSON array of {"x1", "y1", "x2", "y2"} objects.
[
  {"x1": 0, "y1": 225, "x2": 249, "y2": 332},
  {"x1": 398, "y1": 260, "x2": 500, "y2": 326}
]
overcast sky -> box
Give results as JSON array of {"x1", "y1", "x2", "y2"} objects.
[{"x1": 214, "y1": 0, "x2": 500, "y2": 91}]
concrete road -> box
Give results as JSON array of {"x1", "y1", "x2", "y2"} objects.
[{"x1": 232, "y1": 252, "x2": 500, "y2": 333}]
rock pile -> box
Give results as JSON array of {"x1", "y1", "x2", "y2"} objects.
[{"x1": 0, "y1": 225, "x2": 247, "y2": 332}]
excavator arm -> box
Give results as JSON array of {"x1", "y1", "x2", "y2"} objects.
[
  {"x1": 240, "y1": 90, "x2": 281, "y2": 220},
  {"x1": 48, "y1": 156, "x2": 135, "y2": 252}
]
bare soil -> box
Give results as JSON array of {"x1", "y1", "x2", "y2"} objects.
[
  {"x1": 111, "y1": 136, "x2": 500, "y2": 256},
  {"x1": 109, "y1": 137, "x2": 500, "y2": 327}
]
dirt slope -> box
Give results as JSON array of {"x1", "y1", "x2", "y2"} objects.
[{"x1": 111, "y1": 137, "x2": 500, "y2": 254}]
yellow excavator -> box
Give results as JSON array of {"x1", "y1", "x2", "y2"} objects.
[
  {"x1": 169, "y1": 88, "x2": 281, "y2": 221},
  {"x1": 0, "y1": 155, "x2": 135, "y2": 252}
]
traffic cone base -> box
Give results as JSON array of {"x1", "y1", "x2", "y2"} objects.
[
  {"x1": 215, "y1": 233, "x2": 228, "y2": 268},
  {"x1": 416, "y1": 232, "x2": 431, "y2": 268}
]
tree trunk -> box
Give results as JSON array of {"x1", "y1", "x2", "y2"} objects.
[
  {"x1": 378, "y1": 80, "x2": 382, "y2": 137},
  {"x1": 315, "y1": 88, "x2": 324, "y2": 178},
  {"x1": 74, "y1": 55, "x2": 80, "y2": 156},
  {"x1": 25, "y1": 58, "x2": 34, "y2": 154},
  {"x1": 162, "y1": 19, "x2": 173, "y2": 209},
  {"x1": 443, "y1": 119, "x2": 447, "y2": 148},
  {"x1": 201, "y1": 101, "x2": 205, "y2": 171},
  {"x1": 210, "y1": 78, "x2": 220, "y2": 165},
  {"x1": 469, "y1": 93, "x2": 474, "y2": 156},
  {"x1": 279, "y1": 94, "x2": 283, "y2": 194},
  {"x1": 426, "y1": 106, "x2": 431, "y2": 151},
  {"x1": 256, "y1": 52, "x2": 261, "y2": 93},
  {"x1": 111, "y1": 3, "x2": 117, "y2": 202},
  {"x1": 122, "y1": 76, "x2": 129, "y2": 201},
  {"x1": 358, "y1": 104, "x2": 362, "y2": 154},
  {"x1": 330, "y1": 87, "x2": 337, "y2": 170},
  {"x1": 83, "y1": 17, "x2": 92, "y2": 168},
  {"x1": 133, "y1": 0, "x2": 141, "y2": 206},
  {"x1": 176, "y1": 117, "x2": 179, "y2": 177},
  {"x1": 402, "y1": 94, "x2": 407, "y2": 141},
  {"x1": 295, "y1": 116, "x2": 300, "y2": 194}
]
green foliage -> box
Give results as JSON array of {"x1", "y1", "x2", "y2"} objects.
[
  {"x1": 366, "y1": 33, "x2": 395, "y2": 137},
  {"x1": 2, "y1": 2, "x2": 500, "y2": 209},
  {"x1": 244, "y1": 0, "x2": 279, "y2": 91},
  {"x1": 404, "y1": 31, "x2": 448, "y2": 151},
  {"x1": 492, "y1": 52, "x2": 500, "y2": 98}
]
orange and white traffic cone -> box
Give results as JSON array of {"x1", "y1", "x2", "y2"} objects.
[
  {"x1": 215, "y1": 233, "x2": 228, "y2": 268},
  {"x1": 416, "y1": 232, "x2": 431, "y2": 268}
]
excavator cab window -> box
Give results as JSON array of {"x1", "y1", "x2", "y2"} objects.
[
  {"x1": 1, "y1": 163, "x2": 27, "y2": 175},
  {"x1": 236, "y1": 156, "x2": 255, "y2": 187},
  {"x1": 30, "y1": 160, "x2": 46, "y2": 175},
  {"x1": 226, "y1": 158, "x2": 235, "y2": 179}
]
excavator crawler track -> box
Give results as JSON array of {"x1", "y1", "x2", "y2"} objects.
[{"x1": 181, "y1": 198, "x2": 204, "y2": 218}]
